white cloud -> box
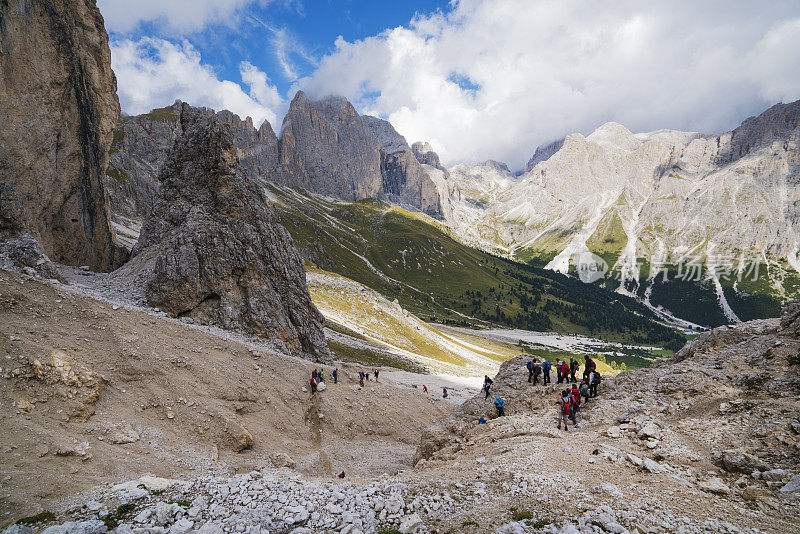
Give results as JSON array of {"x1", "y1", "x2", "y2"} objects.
[
  {"x1": 296, "y1": 0, "x2": 800, "y2": 169},
  {"x1": 98, "y1": 0, "x2": 260, "y2": 34},
  {"x1": 110, "y1": 38, "x2": 284, "y2": 127}
]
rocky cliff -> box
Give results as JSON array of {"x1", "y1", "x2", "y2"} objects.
[
  {"x1": 106, "y1": 93, "x2": 442, "y2": 224},
  {"x1": 279, "y1": 92, "x2": 441, "y2": 216},
  {"x1": 122, "y1": 104, "x2": 330, "y2": 361},
  {"x1": 0, "y1": 0, "x2": 125, "y2": 271},
  {"x1": 106, "y1": 103, "x2": 183, "y2": 221}
]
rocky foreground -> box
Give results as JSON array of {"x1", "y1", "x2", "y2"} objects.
[{"x1": 2, "y1": 278, "x2": 798, "y2": 533}]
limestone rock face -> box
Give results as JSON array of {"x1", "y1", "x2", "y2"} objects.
[
  {"x1": 436, "y1": 99, "x2": 800, "y2": 326},
  {"x1": 525, "y1": 138, "x2": 565, "y2": 171},
  {"x1": 216, "y1": 108, "x2": 280, "y2": 182},
  {"x1": 411, "y1": 142, "x2": 444, "y2": 170},
  {"x1": 279, "y1": 92, "x2": 383, "y2": 201},
  {"x1": 106, "y1": 103, "x2": 282, "y2": 224},
  {"x1": 106, "y1": 103, "x2": 184, "y2": 220},
  {"x1": 0, "y1": 0, "x2": 126, "y2": 271},
  {"x1": 279, "y1": 92, "x2": 442, "y2": 215},
  {"x1": 127, "y1": 104, "x2": 330, "y2": 361},
  {"x1": 363, "y1": 116, "x2": 441, "y2": 216}
]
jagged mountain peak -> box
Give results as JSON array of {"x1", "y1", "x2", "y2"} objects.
[
  {"x1": 526, "y1": 137, "x2": 565, "y2": 172},
  {"x1": 586, "y1": 121, "x2": 639, "y2": 151},
  {"x1": 362, "y1": 115, "x2": 410, "y2": 154},
  {"x1": 477, "y1": 159, "x2": 513, "y2": 174}
]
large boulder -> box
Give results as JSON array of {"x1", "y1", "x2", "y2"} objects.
[
  {"x1": 0, "y1": 0, "x2": 126, "y2": 271},
  {"x1": 125, "y1": 104, "x2": 330, "y2": 361}
]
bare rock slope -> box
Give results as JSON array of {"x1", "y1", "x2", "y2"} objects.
[
  {"x1": 122, "y1": 104, "x2": 330, "y2": 361},
  {"x1": 0, "y1": 0, "x2": 126, "y2": 271}
]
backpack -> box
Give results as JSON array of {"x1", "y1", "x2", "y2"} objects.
[
  {"x1": 494, "y1": 398, "x2": 505, "y2": 408},
  {"x1": 570, "y1": 391, "x2": 580, "y2": 405},
  {"x1": 561, "y1": 398, "x2": 571, "y2": 415},
  {"x1": 580, "y1": 384, "x2": 588, "y2": 396},
  {"x1": 526, "y1": 361, "x2": 532, "y2": 371},
  {"x1": 543, "y1": 361, "x2": 551, "y2": 372}
]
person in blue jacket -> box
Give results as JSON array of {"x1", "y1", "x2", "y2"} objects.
[
  {"x1": 494, "y1": 396, "x2": 506, "y2": 417},
  {"x1": 542, "y1": 359, "x2": 551, "y2": 385}
]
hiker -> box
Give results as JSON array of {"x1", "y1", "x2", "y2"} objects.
[
  {"x1": 542, "y1": 359, "x2": 551, "y2": 385},
  {"x1": 557, "y1": 390, "x2": 570, "y2": 431},
  {"x1": 310, "y1": 376, "x2": 318, "y2": 394},
  {"x1": 423, "y1": 385, "x2": 428, "y2": 393},
  {"x1": 569, "y1": 357, "x2": 578, "y2": 382},
  {"x1": 374, "y1": 369, "x2": 379, "y2": 381},
  {"x1": 570, "y1": 383, "x2": 581, "y2": 422},
  {"x1": 589, "y1": 370, "x2": 601, "y2": 398},
  {"x1": 494, "y1": 396, "x2": 506, "y2": 417},
  {"x1": 312, "y1": 369, "x2": 318, "y2": 381},
  {"x1": 478, "y1": 417, "x2": 486, "y2": 424},
  {"x1": 532, "y1": 360, "x2": 542, "y2": 385},
  {"x1": 555, "y1": 359, "x2": 563, "y2": 383},
  {"x1": 560, "y1": 360, "x2": 570, "y2": 384},
  {"x1": 359, "y1": 372, "x2": 364, "y2": 387},
  {"x1": 526, "y1": 360, "x2": 534, "y2": 383},
  {"x1": 579, "y1": 380, "x2": 590, "y2": 404},
  {"x1": 442, "y1": 387, "x2": 448, "y2": 398},
  {"x1": 338, "y1": 471, "x2": 345, "y2": 479},
  {"x1": 332, "y1": 368, "x2": 338, "y2": 384},
  {"x1": 318, "y1": 369, "x2": 324, "y2": 383},
  {"x1": 483, "y1": 375, "x2": 493, "y2": 399},
  {"x1": 583, "y1": 356, "x2": 596, "y2": 382}
]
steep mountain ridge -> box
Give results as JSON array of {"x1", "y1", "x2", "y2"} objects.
[
  {"x1": 106, "y1": 93, "x2": 441, "y2": 222},
  {"x1": 438, "y1": 100, "x2": 800, "y2": 327}
]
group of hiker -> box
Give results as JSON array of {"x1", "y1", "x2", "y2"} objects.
[
  {"x1": 481, "y1": 355, "x2": 603, "y2": 428},
  {"x1": 309, "y1": 368, "x2": 331, "y2": 393},
  {"x1": 358, "y1": 369, "x2": 379, "y2": 386},
  {"x1": 309, "y1": 367, "x2": 381, "y2": 393}
]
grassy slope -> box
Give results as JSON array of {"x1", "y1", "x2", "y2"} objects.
[
  {"x1": 305, "y1": 264, "x2": 518, "y2": 375},
  {"x1": 268, "y1": 185, "x2": 685, "y2": 350}
]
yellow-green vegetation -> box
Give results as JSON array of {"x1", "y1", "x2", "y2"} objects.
[
  {"x1": 106, "y1": 163, "x2": 130, "y2": 182},
  {"x1": 143, "y1": 105, "x2": 180, "y2": 123},
  {"x1": 16, "y1": 512, "x2": 55, "y2": 525},
  {"x1": 586, "y1": 209, "x2": 628, "y2": 267},
  {"x1": 512, "y1": 510, "x2": 533, "y2": 521},
  {"x1": 305, "y1": 264, "x2": 512, "y2": 375},
  {"x1": 272, "y1": 184, "x2": 686, "y2": 351}
]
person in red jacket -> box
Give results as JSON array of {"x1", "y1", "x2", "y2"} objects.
[
  {"x1": 569, "y1": 386, "x2": 579, "y2": 424},
  {"x1": 560, "y1": 361, "x2": 570, "y2": 383},
  {"x1": 570, "y1": 383, "x2": 581, "y2": 415}
]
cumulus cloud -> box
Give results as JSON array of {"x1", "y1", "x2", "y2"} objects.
[
  {"x1": 111, "y1": 38, "x2": 284, "y2": 126},
  {"x1": 296, "y1": 0, "x2": 800, "y2": 169},
  {"x1": 98, "y1": 0, "x2": 260, "y2": 34}
]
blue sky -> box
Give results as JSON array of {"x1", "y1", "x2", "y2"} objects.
[
  {"x1": 127, "y1": 1, "x2": 450, "y2": 96},
  {"x1": 98, "y1": 0, "x2": 800, "y2": 169}
]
